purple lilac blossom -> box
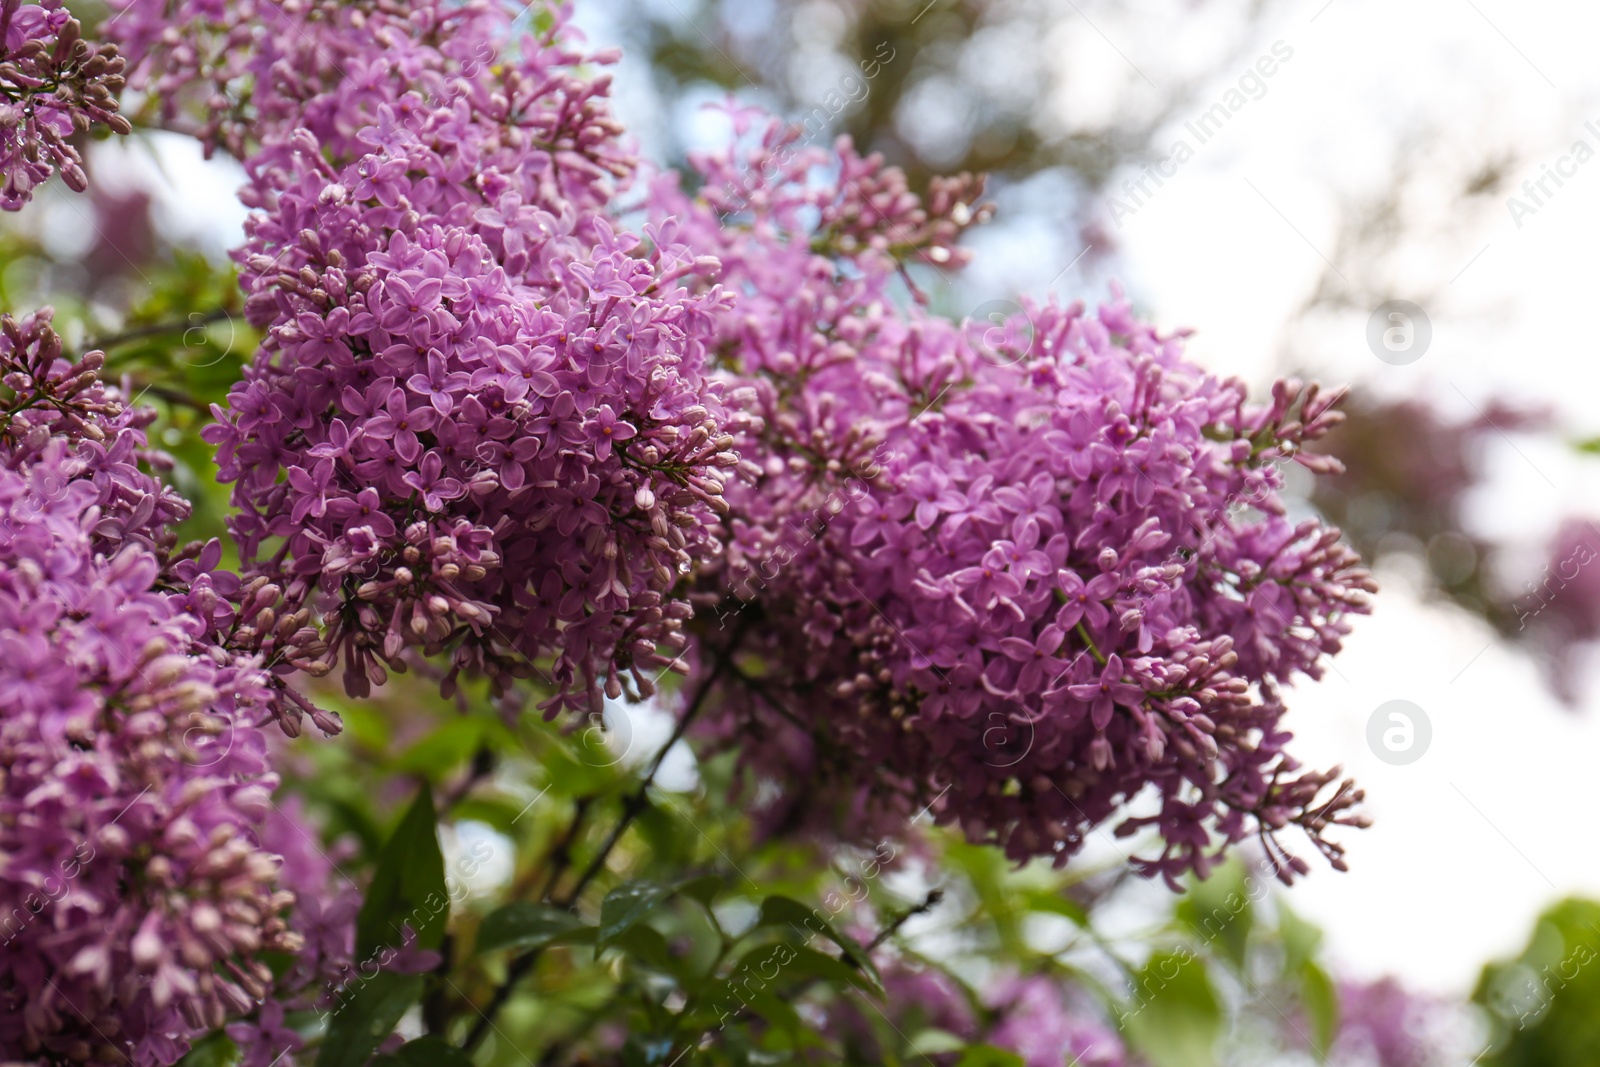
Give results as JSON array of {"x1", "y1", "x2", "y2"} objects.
[
  {"x1": 659, "y1": 116, "x2": 1373, "y2": 886},
  {"x1": 1331, "y1": 977, "x2": 1445, "y2": 1067},
  {"x1": 827, "y1": 958, "x2": 979, "y2": 1058},
  {"x1": 0, "y1": 0, "x2": 130, "y2": 209},
  {"x1": 986, "y1": 975, "x2": 1129, "y2": 1067},
  {"x1": 1510, "y1": 518, "x2": 1600, "y2": 704},
  {"x1": 828, "y1": 958, "x2": 1128, "y2": 1066},
  {"x1": 108, "y1": 0, "x2": 748, "y2": 723},
  {"x1": 0, "y1": 310, "x2": 303, "y2": 1064}
]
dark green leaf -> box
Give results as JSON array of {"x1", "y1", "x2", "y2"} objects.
[
  {"x1": 609, "y1": 923, "x2": 681, "y2": 977},
  {"x1": 754, "y1": 895, "x2": 879, "y2": 984},
  {"x1": 316, "y1": 972, "x2": 424, "y2": 1067},
  {"x1": 176, "y1": 1032, "x2": 238, "y2": 1067},
  {"x1": 779, "y1": 944, "x2": 882, "y2": 996},
  {"x1": 357, "y1": 785, "x2": 448, "y2": 959},
  {"x1": 689, "y1": 944, "x2": 807, "y2": 1037},
  {"x1": 476, "y1": 902, "x2": 595, "y2": 954},
  {"x1": 955, "y1": 1046, "x2": 1026, "y2": 1067},
  {"x1": 621, "y1": 1033, "x2": 678, "y2": 1067},
  {"x1": 599, "y1": 879, "x2": 675, "y2": 948},
  {"x1": 392, "y1": 1036, "x2": 476, "y2": 1067},
  {"x1": 678, "y1": 874, "x2": 723, "y2": 907}
]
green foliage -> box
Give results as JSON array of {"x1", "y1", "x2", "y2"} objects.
[
  {"x1": 1121, "y1": 950, "x2": 1222, "y2": 1067},
  {"x1": 316, "y1": 787, "x2": 447, "y2": 1067},
  {"x1": 1298, "y1": 960, "x2": 1339, "y2": 1061},
  {"x1": 599, "y1": 880, "x2": 677, "y2": 948},
  {"x1": 372, "y1": 1036, "x2": 476, "y2": 1067},
  {"x1": 1174, "y1": 859, "x2": 1254, "y2": 970},
  {"x1": 317, "y1": 973, "x2": 426, "y2": 1067},
  {"x1": 753, "y1": 895, "x2": 877, "y2": 981},
  {"x1": 477, "y1": 903, "x2": 595, "y2": 955},
  {"x1": 175, "y1": 1033, "x2": 238, "y2": 1067},
  {"x1": 1475, "y1": 898, "x2": 1600, "y2": 1066},
  {"x1": 356, "y1": 785, "x2": 449, "y2": 958}
]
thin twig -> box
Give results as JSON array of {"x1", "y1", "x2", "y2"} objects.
[
  {"x1": 536, "y1": 796, "x2": 592, "y2": 900},
  {"x1": 462, "y1": 638, "x2": 738, "y2": 1052},
  {"x1": 865, "y1": 888, "x2": 943, "y2": 951},
  {"x1": 88, "y1": 307, "x2": 233, "y2": 350}
]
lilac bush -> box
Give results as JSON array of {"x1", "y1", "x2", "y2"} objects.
[{"x1": 0, "y1": 1, "x2": 1411, "y2": 1062}]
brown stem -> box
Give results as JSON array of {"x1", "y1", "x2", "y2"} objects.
[
  {"x1": 865, "y1": 888, "x2": 943, "y2": 951},
  {"x1": 88, "y1": 307, "x2": 233, "y2": 350}
]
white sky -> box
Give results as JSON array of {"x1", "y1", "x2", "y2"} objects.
[{"x1": 1090, "y1": 0, "x2": 1600, "y2": 996}]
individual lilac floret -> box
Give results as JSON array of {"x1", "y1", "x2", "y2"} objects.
[
  {"x1": 659, "y1": 116, "x2": 1373, "y2": 887},
  {"x1": 0, "y1": 0, "x2": 130, "y2": 209},
  {"x1": 0, "y1": 311, "x2": 300, "y2": 1064}
]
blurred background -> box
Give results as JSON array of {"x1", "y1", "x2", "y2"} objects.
[
  {"x1": 23, "y1": 0, "x2": 1600, "y2": 1062},
  {"x1": 555, "y1": 0, "x2": 1600, "y2": 1003}
]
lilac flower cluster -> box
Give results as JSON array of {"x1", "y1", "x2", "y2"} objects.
[
  {"x1": 108, "y1": 0, "x2": 745, "y2": 719},
  {"x1": 1331, "y1": 977, "x2": 1449, "y2": 1067},
  {"x1": 661, "y1": 117, "x2": 1373, "y2": 885},
  {"x1": 0, "y1": 310, "x2": 304, "y2": 1064},
  {"x1": 0, "y1": 0, "x2": 130, "y2": 209}
]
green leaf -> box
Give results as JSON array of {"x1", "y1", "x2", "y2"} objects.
[
  {"x1": 1024, "y1": 889, "x2": 1089, "y2": 927},
  {"x1": 608, "y1": 923, "x2": 682, "y2": 977},
  {"x1": 477, "y1": 902, "x2": 595, "y2": 954},
  {"x1": 1278, "y1": 901, "x2": 1324, "y2": 976},
  {"x1": 391, "y1": 1037, "x2": 476, "y2": 1067},
  {"x1": 1175, "y1": 859, "x2": 1253, "y2": 971},
  {"x1": 599, "y1": 879, "x2": 675, "y2": 948},
  {"x1": 955, "y1": 1046, "x2": 1026, "y2": 1067},
  {"x1": 1120, "y1": 951, "x2": 1221, "y2": 1067},
  {"x1": 357, "y1": 785, "x2": 448, "y2": 959},
  {"x1": 316, "y1": 972, "x2": 424, "y2": 1067},
  {"x1": 1471, "y1": 898, "x2": 1600, "y2": 1066},
  {"x1": 450, "y1": 796, "x2": 534, "y2": 835},
  {"x1": 176, "y1": 1032, "x2": 238, "y2": 1067},
  {"x1": 393, "y1": 718, "x2": 484, "y2": 776},
  {"x1": 1299, "y1": 961, "x2": 1339, "y2": 1061},
  {"x1": 678, "y1": 874, "x2": 723, "y2": 907},
  {"x1": 779, "y1": 944, "x2": 883, "y2": 996},
  {"x1": 689, "y1": 944, "x2": 807, "y2": 1037},
  {"x1": 754, "y1": 895, "x2": 879, "y2": 984}
]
